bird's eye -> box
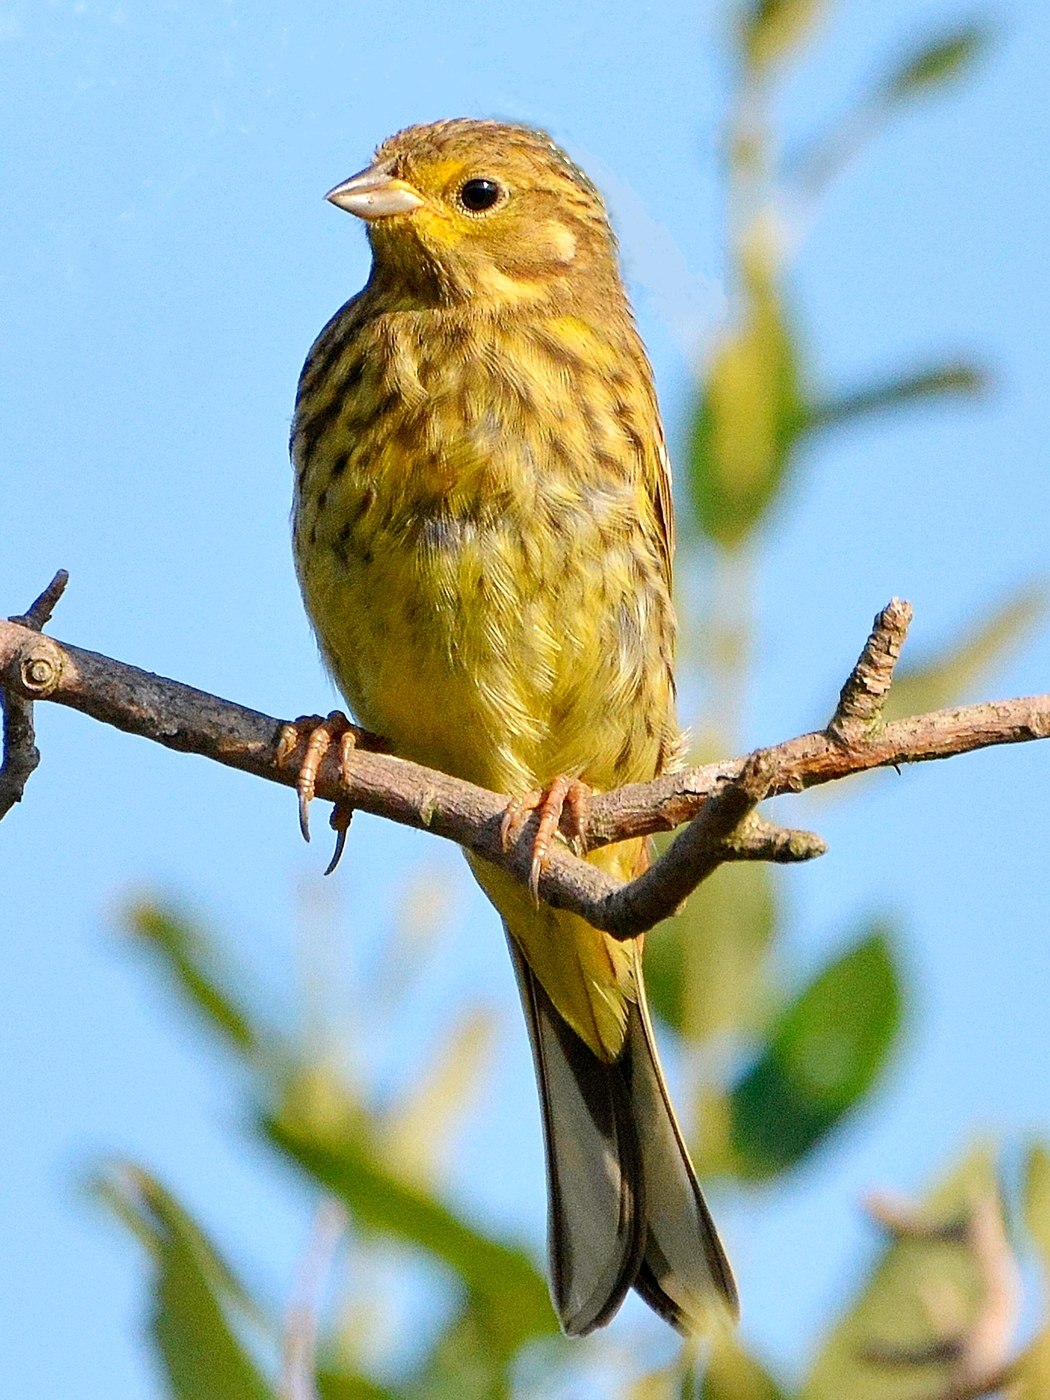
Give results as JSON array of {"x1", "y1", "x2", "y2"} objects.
[{"x1": 458, "y1": 178, "x2": 503, "y2": 213}]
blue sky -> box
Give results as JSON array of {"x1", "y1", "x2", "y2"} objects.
[{"x1": 2, "y1": 0, "x2": 1048, "y2": 1394}]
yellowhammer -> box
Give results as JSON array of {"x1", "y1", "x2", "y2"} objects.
[{"x1": 290, "y1": 118, "x2": 736, "y2": 1335}]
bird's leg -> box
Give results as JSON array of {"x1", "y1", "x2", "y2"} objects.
[
  {"x1": 276, "y1": 710, "x2": 345, "y2": 840},
  {"x1": 500, "y1": 775, "x2": 593, "y2": 904},
  {"x1": 275, "y1": 711, "x2": 373, "y2": 869}
]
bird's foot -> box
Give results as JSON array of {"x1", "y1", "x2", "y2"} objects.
[
  {"x1": 275, "y1": 710, "x2": 377, "y2": 872},
  {"x1": 500, "y1": 775, "x2": 592, "y2": 903}
]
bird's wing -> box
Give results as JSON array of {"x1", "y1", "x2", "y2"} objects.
[{"x1": 649, "y1": 421, "x2": 676, "y2": 592}]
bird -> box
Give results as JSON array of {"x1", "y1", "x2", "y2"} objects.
[{"x1": 289, "y1": 117, "x2": 737, "y2": 1336}]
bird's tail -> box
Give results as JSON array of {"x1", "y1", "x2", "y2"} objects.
[{"x1": 507, "y1": 934, "x2": 738, "y2": 1336}]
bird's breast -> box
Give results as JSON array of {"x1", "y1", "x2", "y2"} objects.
[{"x1": 292, "y1": 306, "x2": 677, "y2": 794}]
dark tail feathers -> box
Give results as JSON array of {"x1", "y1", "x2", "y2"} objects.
[{"x1": 508, "y1": 936, "x2": 738, "y2": 1336}]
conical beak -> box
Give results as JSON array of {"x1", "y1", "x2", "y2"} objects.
[{"x1": 324, "y1": 162, "x2": 425, "y2": 221}]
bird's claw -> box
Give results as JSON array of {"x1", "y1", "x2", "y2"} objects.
[
  {"x1": 325, "y1": 799, "x2": 354, "y2": 876},
  {"x1": 275, "y1": 711, "x2": 361, "y2": 870},
  {"x1": 500, "y1": 776, "x2": 592, "y2": 905}
]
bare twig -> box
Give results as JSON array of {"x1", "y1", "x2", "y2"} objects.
[
  {"x1": 1, "y1": 593, "x2": 1047, "y2": 939},
  {"x1": 829, "y1": 596, "x2": 912, "y2": 742},
  {"x1": 8, "y1": 569, "x2": 70, "y2": 632},
  {"x1": 0, "y1": 687, "x2": 40, "y2": 823}
]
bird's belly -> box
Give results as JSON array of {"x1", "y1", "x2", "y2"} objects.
[{"x1": 297, "y1": 502, "x2": 674, "y2": 798}]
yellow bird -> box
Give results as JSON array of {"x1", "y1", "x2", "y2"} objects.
[{"x1": 291, "y1": 118, "x2": 736, "y2": 1335}]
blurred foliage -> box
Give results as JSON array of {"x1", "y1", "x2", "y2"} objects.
[
  {"x1": 740, "y1": 0, "x2": 827, "y2": 76},
  {"x1": 263, "y1": 1110, "x2": 554, "y2": 1359},
  {"x1": 646, "y1": 861, "x2": 778, "y2": 1043},
  {"x1": 804, "y1": 362, "x2": 988, "y2": 437},
  {"x1": 727, "y1": 925, "x2": 903, "y2": 1180},
  {"x1": 1015, "y1": 1145, "x2": 1050, "y2": 1397},
  {"x1": 690, "y1": 267, "x2": 805, "y2": 547},
  {"x1": 788, "y1": 22, "x2": 992, "y2": 197},
  {"x1": 96, "y1": 1167, "x2": 273, "y2": 1400},
  {"x1": 880, "y1": 24, "x2": 992, "y2": 104},
  {"x1": 127, "y1": 900, "x2": 267, "y2": 1058},
  {"x1": 701, "y1": 1333, "x2": 789, "y2": 1399},
  {"x1": 118, "y1": 898, "x2": 562, "y2": 1396},
  {"x1": 802, "y1": 1145, "x2": 1011, "y2": 1400},
  {"x1": 92, "y1": 5, "x2": 1047, "y2": 1399}
]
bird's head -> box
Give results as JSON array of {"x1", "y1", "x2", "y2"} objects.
[{"x1": 326, "y1": 118, "x2": 622, "y2": 310}]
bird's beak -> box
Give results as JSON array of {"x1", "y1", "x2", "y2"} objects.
[{"x1": 324, "y1": 162, "x2": 425, "y2": 221}]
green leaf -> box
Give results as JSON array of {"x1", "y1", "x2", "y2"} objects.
[
  {"x1": 789, "y1": 28, "x2": 992, "y2": 198},
  {"x1": 882, "y1": 584, "x2": 1046, "y2": 720},
  {"x1": 1025, "y1": 1142, "x2": 1050, "y2": 1266},
  {"x1": 741, "y1": 0, "x2": 829, "y2": 75},
  {"x1": 690, "y1": 278, "x2": 805, "y2": 547},
  {"x1": 126, "y1": 901, "x2": 264, "y2": 1058},
  {"x1": 805, "y1": 362, "x2": 987, "y2": 435},
  {"x1": 264, "y1": 1105, "x2": 556, "y2": 1363},
  {"x1": 802, "y1": 1144, "x2": 1010, "y2": 1400},
  {"x1": 647, "y1": 863, "x2": 778, "y2": 1045},
  {"x1": 729, "y1": 925, "x2": 903, "y2": 1178},
  {"x1": 880, "y1": 24, "x2": 991, "y2": 104},
  {"x1": 96, "y1": 1165, "x2": 273, "y2": 1400},
  {"x1": 317, "y1": 1372, "x2": 401, "y2": 1400},
  {"x1": 403, "y1": 1309, "x2": 520, "y2": 1400},
  {"x1": 1014, "y1": 1334, "x2": 1050, "y2": 1399},
  {"x1": 1012, "y1": 1145, "x2": 1050, "y2": 1397},
  {"x1": 381, "y1": 1010, "x2": 497, "y2": 1186},
  {"x1": 645, "y1": 809, "x2": 782, "y2": 1179}
]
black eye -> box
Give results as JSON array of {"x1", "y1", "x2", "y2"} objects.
[{"x1": 459, "y1": 178, "x2": 503, "y2": 213}]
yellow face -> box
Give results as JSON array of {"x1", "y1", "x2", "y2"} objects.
[{"x1": 328, "y1": 118, "x2": 620, "y2": 306}]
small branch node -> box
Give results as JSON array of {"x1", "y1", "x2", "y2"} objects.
[
  {"x1": 9, "y1": 637, "x2": 65, "y2": 700},
  {"x1": 737, "y1": 746, "x2": 778, "y2": 801}
]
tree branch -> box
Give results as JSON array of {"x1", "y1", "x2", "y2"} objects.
[
  {"x1": 1, "y1": 584, "x2": 1047, "y2": 939},
  {"x1": 0, "y1": 570, "x2": 69, "y2": 821}
]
